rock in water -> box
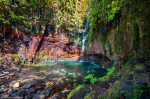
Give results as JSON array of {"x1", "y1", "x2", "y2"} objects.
[{"x1": 9, "y1": 81, "x2": 19, "y2": 88}]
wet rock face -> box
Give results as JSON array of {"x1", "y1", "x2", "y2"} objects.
[
  {"x1": 1, "y1": 26, "x2": 82, "y2": 69},
  {"x1": 18, "y1": 36, "x2": 81, "y2": 61}
]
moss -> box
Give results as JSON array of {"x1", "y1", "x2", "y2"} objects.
[
  {"x1": 4, "y1": 54, "x2": 23, "y2": 62},
  {"x1": 67, "y1": 85, "x2": 84, "y2": 99},
  {"x1": 106, "y1": 39, "x2": 112, "y2": 57},
  {"x1": 84, "y1": 91, "x2": 95, "y2": 99},
  {"x1": 134, "y1": 65, "x2": 145, "y2": 70},
  {"x1": 131, "y1": 23, "x2": 140, "y2": 51},
  {"x1": 40, "y1": 55, "x2": 52, "y2": 61}
]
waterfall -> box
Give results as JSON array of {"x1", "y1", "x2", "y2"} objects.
[
  {"x1": 82, "y1": 26, "x2": 86, "y2": 54},
  {"x1": 81, "y1": 24, "x2": 87, "y2": 61},
  {"x1": 102, "y1": 52, "x2": 105, "y2": 68},
  {"x1": 81, "y1": 1, "x2": 89, "y2": 61}
]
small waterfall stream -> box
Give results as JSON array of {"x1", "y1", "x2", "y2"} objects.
[
  {"x1": 102, "y1": 52, "x2": 105, "y2": 68},
  {"x1": 82, "y1": 25, "x2": 86, "y2": 55}
]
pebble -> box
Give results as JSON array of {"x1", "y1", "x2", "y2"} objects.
[
  {"x1": 6, "y1": 77, "x2": 10, "y2": 79},
  {"x1": 3, "y1": 69, "x2": 8, "y2": 72},
  {"x1": 9, "y1": 73, "x2": 15, "y2": 76},
  {"x1": 36, "y1": 86, "x2": 41, "y2": 89},
  {"x1": 9, "y1": 69, "x2": 15, "y2": 72},
  {"x1": 1, "y1": 85, "x2": 7, "y2": 90},
  {"x1": 61, "y1": 90, "x2": 70, "y2": 94},
  {"x1": 52, "y1": 96, "x2": 58, "y2": 99},
  {"x1": 25, "y1": 95, "x2": 32, "y2": 99},
  {"x1": 45, "y1": 81, "x2": 50, "y2": 86},
  {"x1": 0, "y1": 83, "x2": 3, "y2": 86},
  {"x1": 0, "y1": 90, "x2": 3, "y2": 94},
  {"x1": 1, "y1": 77, "x2": 4, "y2": 79},
  {"x1": 0, "y1": 74, "x2": 4, "y2": 77},
  {"x1": 61, "y1": 90, "x2": 70, "y2": 96},
  {"x1": 14, "y1": 68, "x2": 20, "y2": 71},
  {"x1": 33, "y1": 94, "x2": 45, "y2": 99},
  {"x1": 3, "y1": 72, "x2": 9, "y2": 75}
]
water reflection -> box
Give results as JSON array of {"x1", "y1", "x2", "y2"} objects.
[{"x1": 19, "y1": 61, "x2": 107, "y2": 90}]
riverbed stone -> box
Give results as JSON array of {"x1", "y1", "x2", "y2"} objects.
[
  {"x1": 9, "y1": 81, "x2": 20, "y2": 88},
  {"x1": 9, "y1": 73, "x2": 15, "y2": 76},
  {"x1": 23, "y1": 83, "x2": 32, "y2": 89},
  {"x1": 1, "y1": 85, "x2": 7, "y2": 90},
  {"x1": 61, "y1": 90, "x2": 70, "y2": 96},
  {"x1": 52, "y1": 96, "x2": 58, "y2": 99},
  {"x1": 33, "y1": 94, "x2": 45, "y2": 99},
  {"x1": 18, "y1": 89, "x2": 26, "y2": 97},
  {"x1": 25, "y1": 95, "x2": 32, "y2": 99},
  {"x1": 8, "y1": 88, "x2": 25, "y2": 97},
  {"x1": 8, "y1": 88, "x2": 19, "y2": 94},
  {"x1": 0, "y1": 74, "x2": 4, "y2": 77},
  {"x1": 45, "y1": 81, "x2": 50, "y2": 86},
  {"x1": 1, "y1": 77, "x2": 4, "y2": 79},
  {"x1": 3, "y1": 71, "x2": 9, "y2": 75},
  {"x1": 0, "y1": 90, "x2": 3, "y2": 94},
  {"x1": 36, "y1": 86, "x2": 41, "y2": 89},
  {"x1": 0, "y1": 83, "x2": 3, "y2": 86},
  {"x1": 26, "y1": 88, "x2": 35, "y2": 94},
  {"x1": 41, "y1": 89, "x2": 50, "y2": 96}
]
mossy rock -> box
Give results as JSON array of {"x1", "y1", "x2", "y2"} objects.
[{"x1": 67, "y1": 85, "x2": 84, "y2": 99}]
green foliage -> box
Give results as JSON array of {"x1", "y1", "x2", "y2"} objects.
[
  {"x1": 132, "y1": 88, "x2": 143, "y2": 99},
  {"x1": 106, "y1": 39, "x2": 112, "y2": 57},
  {"x1": 107, "y1": 66, "x2": 115, "y2": 75},
  {"x1": 40, "y1": 55, "x2": 51, "y2": 61},
  {"x1": 85, "y1": 74, "x2": 97, "y2": 84},
  {"x1": 87, "y1": 0, "x2": 125, "y2": 51},
  {"x1": 0, "y1": 0, "x2": 88, "y2": 37}
]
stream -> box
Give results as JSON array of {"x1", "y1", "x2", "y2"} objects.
[{"x1": 0, "y1": 61, "x2": 107, "y2": 98}]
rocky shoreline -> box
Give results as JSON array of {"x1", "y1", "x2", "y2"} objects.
[
  {"x1": 68, "y1": 58, "x2": 150, "y2": 99},
  {"x1": 0, "y1": 67, "x2": 72, "y2": 99}
]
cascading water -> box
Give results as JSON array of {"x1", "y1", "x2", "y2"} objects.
[
  {"x1": 82, "y1": 25, "x2": 86, "y2": 55},
  {"x1": 102, "y1": 52, "x2": 105, "y2": 68}
]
